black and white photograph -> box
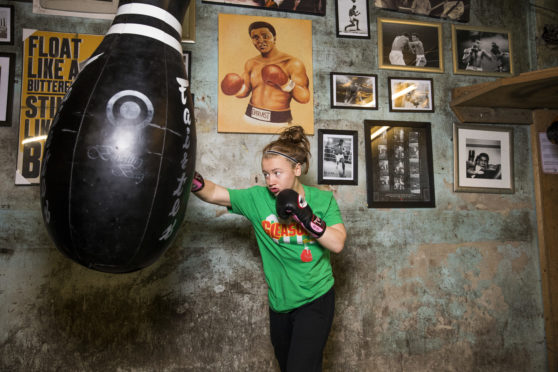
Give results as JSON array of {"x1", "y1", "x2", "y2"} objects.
[
  {"x1": 202, "y1": 0, "x2": 325, "y2": 16},
  {"x1": 0, "y1": 53, "x2": 15, "y2": 126},
  {"x1": 378, "y1": 17, "x2": 443, "y2": 73},
  {"x1": 182, "y1": 50, "x2": 192, "y2": 79},
  {"x1": 452, "y1": 24, "x2": 513, "y2": 76},
  {"x1": 388, "y1": 77, "x2": 434, "y2": 112},
  {"x1": 374, "y1": 0, "x2": 470, "y2": 23},
  {"x1": 335, "y1": 0, "x2": 370, "y2": 39},
  {"x1": 0, "y1": 5, "x2": 14, "y2": 45},
  {"x1": 364, "y1": 120, "x2": 435, "y2": 208},
  {"x1": 330, "y1": 72, "x2": 378, "y2": 109},
  {"x1": 318, "y1": 129, "x2": 358, "y2": 185},
  {"x1": 454, "y1": 123, "x2": 514, "y2": 193}
]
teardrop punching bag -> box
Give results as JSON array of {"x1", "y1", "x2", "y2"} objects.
[{"x1": 40, "y1": 0, "x2": 196, "y2": 273}]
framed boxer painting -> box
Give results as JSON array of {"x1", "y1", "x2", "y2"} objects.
[{"x1": 218, "y1": 14, "x2": 314, "y2": 134}]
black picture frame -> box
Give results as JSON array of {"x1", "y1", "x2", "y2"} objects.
[
  {"x1": 364, "y1": 120, "x2": 435, "y2": 208},
  {"x1": 202, "y1": 0, "x2": 325, "y2": 16},
  {"x1": 0, "y1": 5, "x2": 14, "y2": 46},
  {"x1": 335, "y1": 0, "x2": 370, "y2": 39},
  {"x1": 0, "y1": 52, "x2": 15, "y2": 126},
  {"x1": 330, "y1": 72, "x2": 378, "y2": 110},
  {"x1": 318, "y1": 129, "x2": 358, "y2": 185},
  {"x1": 388, "y1": 76, "x2": 434, "y2": 112},
  {"x1": 182, "y1": 50, "x2": 192, "y2": 80},
  {"x1": 373, "y1": 0, "x2": 470, "y2": 23}
]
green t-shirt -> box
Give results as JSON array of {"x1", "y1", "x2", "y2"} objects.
[{"x1": 228, "y1": 185, "x2": 344, "y2": 312}]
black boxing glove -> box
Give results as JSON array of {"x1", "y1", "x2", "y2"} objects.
[
  {"x1": 276, "y1": 189, "x2": 326, "y2": 238},
  {"x1": 191, "y1": 171, "x2": 205, "y2": 193}
]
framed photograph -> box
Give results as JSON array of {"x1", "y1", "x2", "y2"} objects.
[
  {"x1": 318, "y1": 129, "x2": 358, "y2": 185},
  {"x1": 0, "y1": 53, "x2": 15, "y2": 126},
  {"x1": 0, "y1": 5, "x2": 14, "y2": 45},
  {"x1": 453, "y1": 123, "x2": 514, "y2": 193},
  {"x1": 330, "y1": 72, "x2": 378, "y2": 109},
  {"x1": 182, "y1": 50, "x2": 191, "y2": 79},
  {"x1": 378, "y1": 17, "x2": 443, "y2": 73},
  {"x1": 388, "y1": 77, "x2": 434, "y2": 112},
  {"x1": 364, "y1": 120, "x2": 435, "y2": 208},
  {"x1": 335, "y1": 0, "x2": 370, "y2": 39},
  {"x1": 373, "y1": 0, "x2": 470, "y2": 23},
  {"x1": 452, "y1": 25, "x2": 513, "y2": 77},
  {"x1": 203, "y1": 0, "x2": 325, "y2": 16}
]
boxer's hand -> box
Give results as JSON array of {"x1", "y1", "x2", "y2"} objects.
[
  {"x1": 221, "y1": 73, "x2": 244, "y2": 95},
  {"x1": 261, "y1": 64, "x2": 294, "y2": 92},
  {"x1": 191, "y1": 171, "x2": 205, "y2": 193},
  {"x1": 276, "y1": 189, "x2": 326, "y2": 238}
]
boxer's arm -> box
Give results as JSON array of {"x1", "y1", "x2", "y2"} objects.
[
  {"x1": 192, "y1": 173, "x2": 231, "y2": 207},
  {"x1": 288, "y1": 59, "x2": 310, "y2": 104},
  {"x1": 236, "y1": 61, "x2": 253, "y2": 98},
  {"x1": 317, "y1": 223, "x2": 346, "y2": 254}
]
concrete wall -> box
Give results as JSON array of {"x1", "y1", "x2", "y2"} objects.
[{"x1": 0, "y1": 0, "x2": 550, "y2": 371}]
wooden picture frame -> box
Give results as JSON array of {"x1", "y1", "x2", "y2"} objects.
[
  {"x1": 0, "y1": 53, "x2": 15, "y2": 126},
  {"x1": 452, "y1": 24, "x2": 513, "y2": 77},
  {"x1": 388, "y1": 77, "x2": 434, "y2": 112},
  {"x1": 330, "y1": 72, "x2": 378, "y2": 109},
  {"x1": 378, "y1": 17, "x2": 443, "y2": 73},
  {"x1": 374, "y1": 0, "x2": 471, "y2": 23},
  {"x1": 364, "y1": 120, "x2": 435, "y2": 208},
  {"x1": 453, "y1": 123, "x2": 514, "y2": 194},
  {"x1": 318, "y1": 129, "x2": 358, "y2": 185},
  {"x1": 335, "y1": 0, "x2": 370, "y2": 39},
  {"x1": 203, "y1": 0, "x2": 325, "y2": 16},
  {"x1": 0, "y1": 5, "x2": 14, "y2": 45}
]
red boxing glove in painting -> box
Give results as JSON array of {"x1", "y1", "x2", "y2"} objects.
[
  {"x1": 276, "y1": 189, "x2": 326, "y2": 238},
  {"x1": 191, "y1": 171, "x2": 205, "y2": 193}
]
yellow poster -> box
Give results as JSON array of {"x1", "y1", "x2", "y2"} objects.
[{"x1": 16, "y1": 29, "x2": 103, "y2": 185}]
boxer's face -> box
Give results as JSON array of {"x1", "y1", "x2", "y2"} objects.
[
  {"x1": 262, "y1": 155, "x2": 301, "y2": 196},
  {"x1": 250, "y1": 27, "x2": 276, "y2": 54}
]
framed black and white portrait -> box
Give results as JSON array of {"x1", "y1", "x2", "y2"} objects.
[
  {"x1": 318, "y1": 129, "x2": 358, "y2": 185},
  {"x1": 373, "y1": 0, "x2": 470, "y2": 23},
  {"x1": 0, "y1": 53, "x2": 15, "y2": 126},
  {"x1": 388, "y1": 77, "x2": 434, "y2": 112},
  {"x1": 330, "y1": 72, "x2": 378, "y2": 109},
  {"x1": 335, "y1": 0, "x2": 370, "y2": 39},
  {"x1": 0, "y1": 5, "x2": 14, "y2": 45}
]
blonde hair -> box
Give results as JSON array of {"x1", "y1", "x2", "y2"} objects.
[{"x1": 262, "y1": 125, "x2": 311, "y2": 174}]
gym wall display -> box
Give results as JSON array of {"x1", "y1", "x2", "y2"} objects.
[
  {"x1": 318, "y1": 129, "x2": 358, "y2": 185},
  {"x1": 330, "y1": 72, "x2": 378, "y2": 110},
  {"x1": 378, "y1": 17, "x2": 443, "y2": 74},
  {"x1": 16, "y1": 29, "x2": 104, "y2": 185},
  {"x1": 0, "y1": 53, "x2": 15, "y2": 126},
  {"x1": 374, "y1": 0, "x2": 470, "y2": 23},
  {"x1": 387, "y1": 77, "x2": 434, "y2": 113},
  {"x1": 203, "y1": 0, "x2": 325, "y2": 16},
  {"x1": 364, "y1": 120, "x2": 435, "y2": 208},
  {"x1": 218, "y1": 14, "x2": 314, "y2": 134},
  {"x1": 451, "y1": 24, "x2": 513, "y2": 77},
  {"x1": 335, "y1": 0, "x2": 370, "y2": 39},
  {"x1": 0, "y1": 4, "x2": 14, "y2": 45},
  {"x1": 453, "y1": 123, "x2": 514, "y2": 194}
]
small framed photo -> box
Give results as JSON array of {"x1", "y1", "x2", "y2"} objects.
[
  {"x1": 0, "y1": 5, "x2": 14, "y2": 45},
  {"x1": 374, "y1": 0, "x2": 471, "y2": 23},
  {"x1": 335, "y1": 0, "x2": 370, "y2": 39},
  {"x1": 330, "y1": 72, "x2": 378, "y2": 109},
  {"x1": 453, "y1": 123, "x2": 514, "y2": 194},
  {"x1": 388, "y1": 77, "x2": 434, "y2": 112},
  {"x1": 318, "y1": 129, "x2": 358, "y2": 185},
  {"x1": 0, "y1": 53, "x2": 15, "y2": 126},
  {"x1": 452, "y1": 25, "x2": 513, "y2": 77},
  {"x1": 182, "y1": 50, "x2": 191, "y2": 79},
  {"x1": 364, "y1": 120, "x2": 435, "y2": 208},
  {"x1": 378, "y1": 17, "x2": 443, "y2": 73}
]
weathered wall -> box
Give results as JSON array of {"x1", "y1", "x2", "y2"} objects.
[{"x1": 0, "y1": 0, "x2": 551, "y2": 371}]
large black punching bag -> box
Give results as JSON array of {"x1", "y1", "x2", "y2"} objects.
[{"x1": 40, "y1": 0, "x2": 195, "y2": 273}]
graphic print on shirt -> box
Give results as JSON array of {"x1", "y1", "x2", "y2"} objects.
[{"x1": 261, "y1": 214, "x2": 315, "y2": 262}]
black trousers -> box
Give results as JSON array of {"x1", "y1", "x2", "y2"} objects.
[{"x1": 269, "y1": 287, "x2": 335, "y2": 372}]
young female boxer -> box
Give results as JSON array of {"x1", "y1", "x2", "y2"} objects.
[{"x1": 191, "y1": 125, "x2": 346, "y2": 371}]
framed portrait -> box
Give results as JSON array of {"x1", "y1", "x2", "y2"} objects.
[
  {"x1": 453, "y1": 123, "x2": 514, "y2": 194},
  {"x1": 388, "y1": 77, "x2": 434, "y2": 112},
  {"x1": 182, "y1": 50, "x2": 191, "y2": 79},
  {"x1": 318, "y1": 129, "x2": 358, "y2": 185},
  {"x1": 0, "y1": 5, "x2": 14, "y2": 45},
  {"x1": 335, "y1": 0, "x2": 370, "y2": 39},
  {"x1": 364, "y1": 120, "x2": 435, "y2": 208},
  {"x1": 330, "y1": 72, "x2": 378, "y2": 110},
  {"x1": 203, "y1": 0, "x2": 325, "y2": 16},
  {"x1": 452, "y1": 25, "x2": 513, "y2": 77},
  {"x1": 378, "y1": 17, "x2": 443, "y2": 73},
  {"x1": 217, "y1": 14, "x2": 314, "y2": 134},
  {"x1": 373, "y1": 0, "x2": 470, "y2": 23},
  {"x1": 0, "y1": 53, "x2": 15, "y2": 126}
]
